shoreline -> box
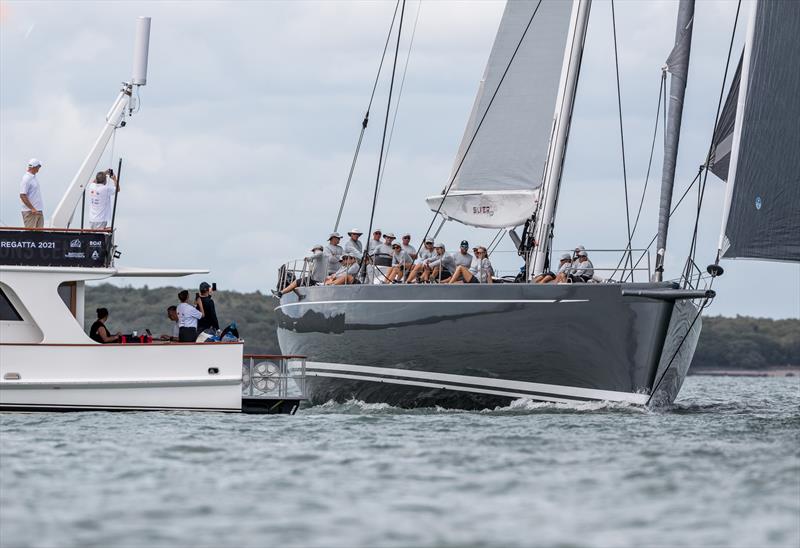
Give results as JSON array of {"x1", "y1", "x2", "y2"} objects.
[{"x1": 689, "y1": 366, "x2": 799, "y2": 377}]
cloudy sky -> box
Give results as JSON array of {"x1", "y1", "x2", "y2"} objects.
[{"x1": 1, "y1": 0, "x2": 797, "y2": 319}]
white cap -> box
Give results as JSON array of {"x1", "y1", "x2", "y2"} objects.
[
  {"x1": 577, "y1": 250, "x2": 588, "y2": 257},
  {"x1": 384, "y1": 232, "x2": 396, "y2": 239},
  {"x1": 27, "y1": 158, "x2": 41, "y2": 168},
  {"x1": 311, "y1": 244, "x2": 324, "y2": 251},
  {"x1": 329, "y1": 232, "x2": 342, "y2": 240},
  {"x1": 348, "y1": 229, "x2": 363, "y2": 235},
  {"x1": 434, "y1": 242, "x2": 445, "y2": 248},
  {"x1": 560, "y1": 253, "x2": 571, "y2": 261},
  {"x1": 402, "y1": 233, "x2": 411, "y2": 238},
  {"x1": 574, "y1": 245, "x2": 586, "y2": 251}
]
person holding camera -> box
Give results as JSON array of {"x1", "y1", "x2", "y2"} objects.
[
  {"x1": 196, "y1": 282, "x2": 219, "y2": 334},
  {"x1": 177, "y1": 290, "x2": 203, "y2": 342},
  {"x1": 86, "y1": 169, "x2": 119, "y2": 229}
]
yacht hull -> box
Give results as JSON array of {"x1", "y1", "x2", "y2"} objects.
[
  {"x1": 276, "y1": 283, "x2": 701, "y2": 409},
  {"x1": 0, "y1": 343, "x2": 244, "y2": 412}
]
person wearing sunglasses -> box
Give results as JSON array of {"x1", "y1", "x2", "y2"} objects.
[
  {"x1": 405, "y1": 237, "x2": 435, "y2": 283},
  {"x1": 448, "y1": 246, "x2": 493, "y2": 284}
]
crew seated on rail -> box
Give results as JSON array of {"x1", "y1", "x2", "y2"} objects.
[
  {"x1": 556, "y1": 250, "x2": 594, "y2": 283},
  {"x1": 385, "y1": 242, "x2": 414, "y2": 283},
  {"x1": 273, "y1": 244, "x2": 327, "y2": 299},
  {"x1": 534, "y1": 253, "x2": 572, "y2": 284},
  {"x1": 448, "y1": 246, "x2": 494, "y2": 284},
  {"x1": 427, "y1": 242, "x2": 455, "y2": 283},
  {"x1": 325, "y1": 252, "x2": 361, "y2": 285},
  {"x1": 405, "y1": 238, "x2": 435, "y2": 283}
]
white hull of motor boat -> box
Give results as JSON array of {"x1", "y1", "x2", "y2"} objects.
[{"x1": 0, "y1": 342, "x2": 244, "y2": 412}]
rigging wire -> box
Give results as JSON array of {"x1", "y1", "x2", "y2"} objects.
[
  {"x1": 610, "y1": 0, "x2": 635, "y2": 280},
  {"x1": 361, "y1": 0, "x2": 407, "y2": 273},
  {"x1": 420, "y1": 0, "x2": 544, "y2": 246},
  {"x1": 685, "y1": 0, "x2": 742, "y2": 279},
  {"x1": 376, "y1": 0, "x2": 422, "y2": 198},
  {"x1": 487, "y1": 229, "x2": 505, "y2": 256},
  {"x1": 333, "y1": 0, "x2": 401, "y2": 232}
]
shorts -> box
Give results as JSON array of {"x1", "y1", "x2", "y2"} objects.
[
  {"x1": 21, "y1": 211, "x2": 43, "y2": 228},
  {"x1": 299, "y1": 276, "x2": 321, "y2": 287},
  {"x1": 438, "y1": 269, "x2": 452, "y2": 279},
  {"x1": 467, "y1": 276, "x2": 479, "y2": 284}
]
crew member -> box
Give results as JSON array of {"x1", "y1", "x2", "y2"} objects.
[
  {"x1": 160, "y1": 305, "x2": 179, "y2": 341},
  {"x1": 86, "y1": 169, "x2": 119, "y2": 229},
  {"x1": 405, "y1": 238, "x2": 435, "y2": 283},
  {"x1": 400, "y1": 233, "x2": 417, "y2": 260},
  {"x1": 367, "y1": 229, "x2": 383, "y2": 257},
  {"x1": 324, "y1": 232, "x2": 344, "y2": 276},
  {"x1": 448, "y1": 246, "x2": 493, "y2": 284},
  {"x1": 344, "y1": 229, "x2": 363, "y2": 256},
  {"x1": 89, "y1": 307, "x2": 121, "y2": 343},
  {"x1": 19, "y1": 158, "x2": 44, "y2": 228},
  {"x1": 385, "y1": 242, "x2": 413, "y2": 282},
  {"x1": 325, "y1": 252, "x2": 361, "y2": 285},
  {"x1": 427, "y1": 243, "x2": 455, "y2": 283},
  {"x1": 177, "y1": 289, "x2": 203, "y2": 342},
  {"x1": 196, "y1": 282, "x2": 219, "y2": 334},
  {"x1": 273, "y1": 244, "x2": 327, "y2": 299}
]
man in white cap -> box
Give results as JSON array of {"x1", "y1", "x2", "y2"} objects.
[
  {"x1": 367, "y1": 229, "x2": 383, "y2": 257},
  {"x1": 273, "y1": 244, "x2": 327, "y2": 299},
  {"x1": 372, "y1": 232, "x2": 395, "y2": 267},
  {"x1": 19, "y1": 158, "x2": 44, "y2": 228},
  {"x1": 86, "y1": 169, "x2": 120, "y2": 229},
  {"x1": 405, "y1": 237, "x2": 435, "y2": 283},
  {"x1": 344, "y1": 229, "x2": 363, "y2": 257},
  {"x1": 568, "y1": 250, "x2": 595, "y2": 283},
  {"x1": 325, "y1": 251, "x2": 361, "y2": 286},
  {"x1": 324, "y1": 233, "x2": 344, "y2": 276}
]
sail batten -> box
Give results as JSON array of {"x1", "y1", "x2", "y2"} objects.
[
  {"x1": 718, "y1": 0, "x2": 800, "y2": 262},
  {"x1": 428, "y1": 0, "x2": 576, "y2": 229}
]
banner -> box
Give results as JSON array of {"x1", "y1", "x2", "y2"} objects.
[{"x1": 0, "y1": 230, "x2": 112, "y2": 268}]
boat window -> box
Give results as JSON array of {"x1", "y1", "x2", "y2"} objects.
[
  {"x1": 58, "y1": 282, "x2": 78, "y2": 318},
  {"x1": 0, "y1": 287, "x2": 23, "y2": 322}
]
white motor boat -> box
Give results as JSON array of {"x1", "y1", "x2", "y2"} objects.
[{"x1": 0, "y1": 17, "x2": 305, "y2": 414}]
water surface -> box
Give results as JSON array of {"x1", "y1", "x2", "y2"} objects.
[{"x1": 1, "y1": 376, "x2": 798, "y2": 547}]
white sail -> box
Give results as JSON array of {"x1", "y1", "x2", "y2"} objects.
[
  {"x1": 426, "y1": 0, "x2": 576, "y2": 229},
  {"x1": 718, "y1": 0, "x2": 800, "y2": 262}
]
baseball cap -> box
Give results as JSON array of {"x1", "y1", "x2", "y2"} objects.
[
  {"x1": 460, "y1": 240, "x2": 469, "y2": 247},
  {"x1": 574, "y1": 245, "x2": 586, "y2": 251},
  {"x1": 577, "y1": 250, "x2": 588, "y2": 257},
  {"x1": 311, "y1": 244, "x2": 323, "y2": 251},
  {"x1": 329, "y1": 232, "x2": 342, "y2": 240},
  {"x1": 199, "y1": 282, "x2": 211, "y2": 291},
  {"x1": 27, "y1": 158, "x2": 41, "y2": 168},
  {"x1": 560, "y1": 253, "x2": 571, "y2": 261},
  {"x1": 434, "y1": 242, "x2": 445, "y2": 249},
  {"x1": 424, "y1": 237, "x2": 434, "y2": 244},
  {"x1": 402, "y1": 233, "x2": 411, "y2": 238}
]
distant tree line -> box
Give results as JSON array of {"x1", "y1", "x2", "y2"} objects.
[{"x1": 85, "y1": 284, "x2": 799, "y2": 369}]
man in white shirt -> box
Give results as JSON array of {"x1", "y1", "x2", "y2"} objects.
[
  {"x1": 453, "y1": 240, "x2": 474, "y2": 269},
  {"x1": 385, "y1": 242, "x2": 413, "y2": 283},
  {"x1": 427, "y1": 243, "x2": 456, "y2": 283},
  {"x1": 400, "y1": 233, "x2": 417, "y2": 260},
  {"x1": 324, "y1": 232, "x2": 344, "y2": 276},
  {"x1": 86, "y1": 170, "x2": 119, "y2": 229},
  {"x1": 19, "y1": 158, "x2": 44, "y2": 228},
  {"x1": 177, "y1": 289, "x2": 203, "y2": 342},
  {"x1": 344, "y1": 229, "x2": 363, "y2": 256}
]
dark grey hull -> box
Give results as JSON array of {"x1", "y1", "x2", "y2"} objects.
[{"x1": 275, "y1": 283, "x2": 702, "y2": 409}]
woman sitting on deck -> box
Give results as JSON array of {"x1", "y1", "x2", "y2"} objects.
[{"x1": 448, "y1": 247, "x2": 493, "y2": 284}]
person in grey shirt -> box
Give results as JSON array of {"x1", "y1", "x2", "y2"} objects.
[
  {"x1": 324, "y1": 232, "x2": 344, "y2": 276},
  {"x1": 273, "y1": 244, "x2": 327, "y2": 299},
  {"x1": 372, "y1": 232, "x2": 396, "y2": 266},
  {"x1": 567, "y1": 250, "x2": 594, "y2": 283},
  {"x1": 427, "y1": 243, "x2": 456, "y2": 283},
  {"x1": 535, "y1": 253, "x2": 572, "y2": 284},
  {"x1": 448, "y1": 246, "x2": 493, "y2": 284},
  {"x1": 453, "y1": 240, "x2": 474, "y2": 269},
  {"x1": 405, "y1": 238, "x2": 435, "y2": 283},
  {"x1": 344, "y1": 229, "x2": 363, "y2": 256},
  {"x1": 325, "y1": 252, "x2": 361, "y2": 285},
  {"x1": 367, "y1": 229, "x2": 383, "y2": 256},
  {"x1": 400, "y1": 233, "x2": 417, "y2": 260},
  {"x1": 385, "y1": 242, "x2": 413, "y2": 283}
]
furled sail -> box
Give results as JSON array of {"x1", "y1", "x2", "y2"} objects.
[
  {"x1": 719, "y1": 0, "x2": 800, "y2": 261},
  {"x1": 707, "y1": 54, "x2": 742, "y2": 181},
  {"x1": 426, "y1": 0, "x2": 576, "y2": 229}
]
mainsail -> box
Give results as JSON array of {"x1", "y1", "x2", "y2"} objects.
[
  {"x1": 718, "y1": 0, "x2": 800, "y2": 261},
  {"x1": 426, "y1": 0, "x2": 576, "y2": 229}
]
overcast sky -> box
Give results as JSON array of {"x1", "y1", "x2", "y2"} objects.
[{"x1": 1, "y1": 0, "x2": 797, "y2": 319}]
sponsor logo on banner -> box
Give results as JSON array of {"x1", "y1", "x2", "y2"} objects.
[
  {"x1": 70, "y1": 239, "x2": 82, "y2": 248},
  {"x1": 91, "y1": 250, "x2": 100, "y2": 260},
  {"x1": 89, "y1": 240, "x2": 103, "y2": 247},
  {"x1": 65, "y1": 252, "x2": 86, "y2": 259}
]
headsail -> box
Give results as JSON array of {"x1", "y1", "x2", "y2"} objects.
[
  {"x1": 718, "y1": 0, "x2": 800, "y2": 261},
  {"x1": 426, "y1": 0, "x2": 576, "y2": 229},
  {"x1": 707, "y1": 54, "x2": 742, "y2": 181}
]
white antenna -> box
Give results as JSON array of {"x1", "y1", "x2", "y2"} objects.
[{"x1": 131, "y1": 17, "x2": 151, "y2": 86}]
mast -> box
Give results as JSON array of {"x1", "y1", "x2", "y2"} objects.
[
  {"x1": 530, "y1": 0, "x2": 591, "y2": 277},
  {"x1": 653, "y1": 0, "x2": 695, "y2": 281}
]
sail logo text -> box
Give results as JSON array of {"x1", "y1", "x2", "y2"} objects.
[{"x1": 472, "y1": 206, "x2": 494, "y2": 216}]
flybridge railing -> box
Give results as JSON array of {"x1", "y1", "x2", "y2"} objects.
[{"x1": 0, "y1": 227, "x2": 115, "y2": 268}]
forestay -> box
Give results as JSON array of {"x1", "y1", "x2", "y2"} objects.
[
  {"x1": 426, "y1": 0, "x2": 575, "y2": 229},
  {"x1": 718, "y1": 0, "x2": 800, "y2": 261}
]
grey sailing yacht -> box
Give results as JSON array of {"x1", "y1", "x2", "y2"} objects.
[{"x1": 275, "y1": 0, "x2": 799, "y2": 409}]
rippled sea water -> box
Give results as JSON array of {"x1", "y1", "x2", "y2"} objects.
[{"x1": 1, "y1": 376, "x2": 798, "y2": 548}]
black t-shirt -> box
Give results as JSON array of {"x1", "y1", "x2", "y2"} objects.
[
  {"x1": 197, "y1": 295, "x2": 219, "y2": 332},
  {"x1": 89, "y1": 320, "x2": 106, "y2": 343}
]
